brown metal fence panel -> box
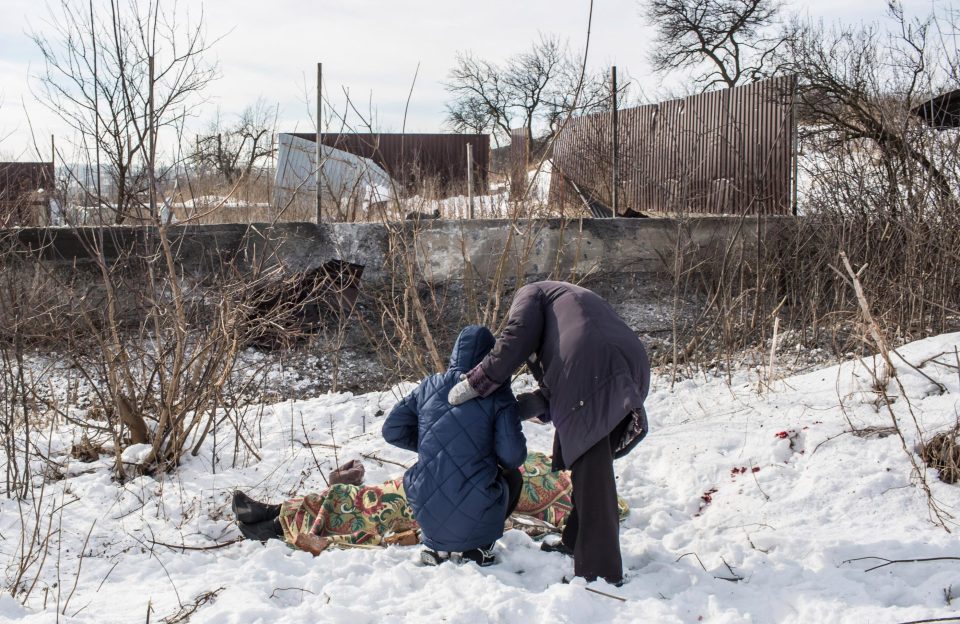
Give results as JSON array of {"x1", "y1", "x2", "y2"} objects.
[
  {"x1": 294, "y1": 133, "x2": 489, "y2": 194},
  {"x1": 549, "y1": 76, "x2": 797, "y2": 215},
  {"x1": 508, "y1": 127, "x2": 530, "y2": 196},
  {"x1": 0, "y1": 162, "x2": 54, "y2": 227}
]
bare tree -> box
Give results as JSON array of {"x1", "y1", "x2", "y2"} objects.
[
  {"x1": 445, "y1": 53, "x2": 513, "y2": 145},
  {"x1": 30, "y1": 0, "x2": 218, "y2": 223},
  {"x1": 191, "y1": 99, "x2": 277, "y2": 184},
  {"x1": 777, "y1": 5, "x2": 958, "y2": 216},
  {"x1": 645, "y1": 0, "x2": 785, "y2": 90},
  {"x1": 444, "y1": 35, "x2": 609, "y2": 146},
  {"x1": 502, "y1": 36, "x2": 567, "y2": 145}
]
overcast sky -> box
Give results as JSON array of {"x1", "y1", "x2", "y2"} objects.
[{"x1": 0, "y1": 0, "x2": 944, "y2": 160}]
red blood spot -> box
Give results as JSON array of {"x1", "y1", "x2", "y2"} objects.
[
  {"x1": 751, "y1": 467, "x2": 761, "y2": 473},
  {"x1": 775, "y1": 431, "x2": 790, "y2": 439}
]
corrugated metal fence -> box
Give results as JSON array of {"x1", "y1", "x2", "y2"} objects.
[
  {"x1": 549, "y1": 76, "x2": 797, "y2": 215},
  {"x1": 508, "y1": 127, "x2": 530, "y2": 197},
  {"x1": 293, "y1": 133, "x2": 489, "y2": 193}
]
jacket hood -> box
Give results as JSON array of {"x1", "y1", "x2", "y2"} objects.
[{"x1": 449, "y1": 325, "x2": 496, "y2": 372}]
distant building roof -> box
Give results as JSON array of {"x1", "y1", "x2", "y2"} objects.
[{"x1": 914, "y1": 90, "x2": 960, "y2": 129}]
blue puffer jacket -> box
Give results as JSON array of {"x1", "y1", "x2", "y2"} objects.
[{"x1": 382, "y1": 325, "x2": 527, "y2": 552}]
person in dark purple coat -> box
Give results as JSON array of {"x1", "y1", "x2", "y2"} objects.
[{"x1": 448, "y1": 281, "x2": 650, "y2": 585}]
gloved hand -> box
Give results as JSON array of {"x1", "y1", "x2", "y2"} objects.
[
  {"x1": 448, "y1": 374, "x2": 480, "y2": 405},
  {"x1": 516, "y1": 391, "x2": 549, "y2": 422}
]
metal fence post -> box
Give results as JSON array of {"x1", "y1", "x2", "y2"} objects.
[
  {"x1": 467, "y1": 142, "x2": 475, "y2": 219},
  {"x1": 611, "y1": 66, "x2": 619, "y2": 217},
  {"x1": 316, "y1": 62, "x2": 323, "y2": 224}
]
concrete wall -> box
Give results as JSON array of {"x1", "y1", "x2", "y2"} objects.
[{"x1": 4, "y1": 217, "x2": 782, "y2": 284}]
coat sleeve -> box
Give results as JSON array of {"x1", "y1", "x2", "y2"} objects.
[
  {"x1": 467, "y1": 284, "x2": 545, "y2": 398},
  {"x1": 493, "y1": 400, "x2": 528, "y2": 469},
  {"x1": 382, "y1": 389, "x2": 420, "y2": 453}
]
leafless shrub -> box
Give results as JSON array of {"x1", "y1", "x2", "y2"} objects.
[
  {"x1": 30, "y1": 0, "x2": 218, "y2": 224},
  {"x1": 190, "y1": 100, "x2": 277, "y2": 185},
  {"x1": 921, "y1": 424, "x2": 960, "y2": 485}
]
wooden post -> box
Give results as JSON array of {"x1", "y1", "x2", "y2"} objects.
[
  {"x1": 50, "y1": 135, "x2": 56, "y2": 225},
  {"x1": 790, "y1": 76, "x2": 799, "y2": 216},
  {"x1": 148, "y1": 54, "x2": 157, "y2": 220},
  {"x1": 90, "y1": 0, "x2": 100, "y2": 210},
  {"x1": 611, "y1": 65, "x2": 619, "y2": 217},
  {"x1": 466, "y1": 142, "x2": 475, "y2": 219},
  {"x1": 316, "y1": 62, "x2": 323, "y2": 224}
]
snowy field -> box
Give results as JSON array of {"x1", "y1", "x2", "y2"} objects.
[{"x1": 3, "y1": 333, "x2": 960, "y2": 623}]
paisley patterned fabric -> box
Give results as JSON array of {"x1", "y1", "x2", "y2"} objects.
[
  {"x1": 514, "y1": 452, "x2": 630, "y2": 528},
  {"x1": 278, "y1": 452, "x2": 629, "y2": 553}
]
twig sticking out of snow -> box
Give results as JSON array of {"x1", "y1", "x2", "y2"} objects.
[
  {"x1": 843, "y1": 555, "x2": 960, "y2": 572},
  {"x1": 584, "y1": 586, "x2": 627, "y2": 602},
  {"x1": 361, "y1": 452, "x2": 410, "y2": 469},
  {"x1": 158, "y1": 587, "x2": 225, "y2": 624},
  {"x1": 146, "y1": 538, "x2": 243, "y2": 552}
]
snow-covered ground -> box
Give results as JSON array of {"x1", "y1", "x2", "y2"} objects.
[{"x1": 3, "y1": 333, "x2": 960, "y2": 623}]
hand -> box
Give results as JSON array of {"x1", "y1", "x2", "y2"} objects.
[
  {"x1": 448, "y1": 374, "x2": 480, "y2": 405},
  {"x1": 516, "y1": 391, "x2": 548, "y2": 421},
  {"x1": 529, "y1": 416, "x2": 549, "y2": 426}
]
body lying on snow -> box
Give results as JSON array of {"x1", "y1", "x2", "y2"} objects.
[
  {"x1": 235, "y1": 281, "x2": 650, "y2": 584},
  {"x1": 231, "y1": 451, "x2": 630, "y2": 554}
]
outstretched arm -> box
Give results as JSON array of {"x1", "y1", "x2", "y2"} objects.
[
  {"x1": 494, "y1": 401, "x2": 527, "y2": 469},
  {"x1": 451, "y1": 285, "x2": 544, "y2": 403},
  {"x1": 382, "y1": 391, "x2": 419, "y2": 452}
]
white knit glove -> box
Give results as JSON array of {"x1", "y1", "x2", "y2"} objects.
[{"x1": 448, "y1": 374, "x2": 480, "y2": 405}]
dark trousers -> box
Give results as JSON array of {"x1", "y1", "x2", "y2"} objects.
[
  {"x1": 560, "y1": 414, "x2": 632, "y2": 583},
  {"x1": 477, "y1": 466, "x2": 523, "y2": 551},
  {"x1": 501, "y1": 465, "x2": 523, "y2": 519}
]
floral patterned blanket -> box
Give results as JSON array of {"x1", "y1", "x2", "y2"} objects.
[{"x1": 278, "y1": 452, "x2": 629, "y2": 554}]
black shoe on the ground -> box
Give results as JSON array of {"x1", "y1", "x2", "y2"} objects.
[
  {"x1": 420, "y1": 549, "x2": 451, "y2": 566},
  {"x1": 232, "y1": 491, "x2": 281, "y2": 524},
  {"x1": 461, "y1": 546, "x2": 497, "y2": 567},
  {"x1": 562, "y1": 575, "x2": 624, "y2": 587},
  {"x1": 540, "y1": 540, "x2": 574, "y2": 557},
  {"x1": 237, "y1": 517, "x2": 284, "y2": 542}
]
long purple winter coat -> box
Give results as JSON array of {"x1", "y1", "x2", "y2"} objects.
[{"x1": 466, "y1": 281, "x2": 650, "y2": 468}]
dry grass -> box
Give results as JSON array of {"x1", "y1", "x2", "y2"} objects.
[{"x1": 921, "y1": 425, "x2": 960, "y2": 484}]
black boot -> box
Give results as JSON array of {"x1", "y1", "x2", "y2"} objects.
[
  {"x1": 461, "y1": 545, "x2": 497, "y2": 567},
  {"x1": 540, "y1": 540, "x2": 574, "y2": 557},
  {"x1": 237, "y1": 517, "x2": 284, "y2": 542},
  {"x1": 232, "y1": 491, "x2": 281, "y2": 524},
  {"x1": 420, "y1": 549, "x2": 451, "y2": 566}
]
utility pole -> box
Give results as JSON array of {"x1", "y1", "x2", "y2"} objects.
[
  {"x1": 316, "y1": 62, "x2": 323, "y2": 224},
  {"x1": 611, "y1": 65, "x2": 619, "y2": 217}
]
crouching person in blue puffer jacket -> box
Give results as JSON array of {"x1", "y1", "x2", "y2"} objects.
[{"x1": 382, "y1": 325, "x2": 527, "y2": 566}]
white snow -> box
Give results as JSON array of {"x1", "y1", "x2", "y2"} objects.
[{"x1": 3, "y1": 333, "x2": 960, "y2": 623}]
